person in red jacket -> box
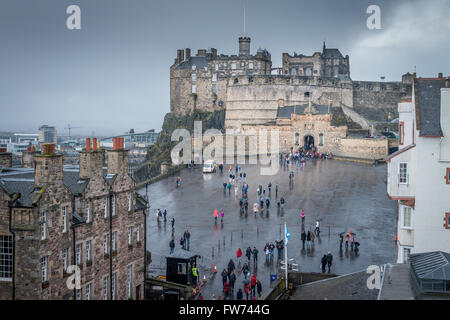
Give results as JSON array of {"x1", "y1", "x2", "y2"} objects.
[
  {"x1": 250, "y1": 274, "x2": 257, "y2": 299},
  {"x1": 244, "y1": 283, "x2": 250, "y2": 300},
  {"x1": 236, "y1": 248, "x2": 242, "y2": 259},
  {"x1": 224, "y1": 281, "x2": 230, "y2": 298}
]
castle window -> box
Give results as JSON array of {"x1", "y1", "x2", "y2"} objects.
[
  {"x1": 112, "y1": 273, "x2": 117, "y2": 300},
  {"x1": 234, "y1": 78, "x2": 239, "y2": 84},
  {"x1": 85, "y1": 240, "x2": 91, "y2": 263},
  {"x1": 111, "y1": 195, "x2": 116, "y2": 216},
  {"x1": 191, "y1": 85, "x2": 196, "y2": 94},
  {"x1": 128, "y1": 227, "x2": 132, "y2": 246},
  {"x1": 40, "y1": 211, "x2": 47, "y2": 240},
  {"x1": 399, "y1": 121, "x2": 405, "y2": 145},
  {"x1": 112, "y1": 231, "x2": 117, "y2": 252},
  {"x1": 249, "y1": 62, "x2": 253, "y2": 69},
  {"x1": 103, "y1": 234, "x2": 108, "y2": 254},
  {"x1": 76, "y1": 288, "x2": 82, "y2": 300},
  {"x1": 231, "y1": 63, "x2": 236, "y2": 70},
  {"x1": 0, "y1": 235, "x2": 13, "y2": 281},
  {"x1": 191, "y1": 65, "x2": 196, "y2": 70},
  {"x1": 103, "y1": 197, "x2": 108, "y2": 218},
  {"x1": 127, "y1": 192, "x2": 132, "y2": 211},
  {"x1": 86, "y1": 202, "x2": 90, "y2": 223},
  {"x1": 127, "y1": 265, "x2": 133, "y2": 298},
  {"x1": 212, "y1": 84, "x2": 217, "y2": 94},
  {"x1": 62, "y1": 248, "x2": 68, "y2": 272},
  {"x1": 75, "y1": 243, "x2": 82, "y2": 265},
  {"x1": 399, "y1": 163, "x2": 408, "y2": 184},
  {"x1": 319, "y1": 133, "x2": 324, "y2": 146},
  {"x1": 295, "y1": 133, "x2": 299, "y2": 146},
  {"x1": 85, "y1": 283, "x2": 91, "y2": 300},
  {"x1": 41, "y1": 256, "x2": 48, "y2": 282},
  {"x1": 212, "y1": 73, "x2": 217, "y2": 82},
  {"x1": 215, "y1": 64, "x2": 219, "y2": 71},
  {"x1": 191, "y1": 73, "x2": 197, "y2": 81},
  {"x1": 103, "y1": 276, "x2": 108, "y2": 300},
  {"x1": 62, "y1": 206, "x2": 67, "y2": 233}
]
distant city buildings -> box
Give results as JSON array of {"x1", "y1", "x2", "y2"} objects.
[
  {"x1": 101, "y1": 129, "x2": 158, "y2": 153},
  {"x1": 38, "y1": 125, "x2": 57, "y2": 144},
  {"x1": 386, "y1": 74, "x2": 450, "y2": 263},
  {"x1": 0, "y1": 133, "x2": 39, "y2": 154}
]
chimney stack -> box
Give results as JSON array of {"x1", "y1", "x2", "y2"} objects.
[
  {"x1": 0, "y1": 148, "x2": 12, "y2": 169},
  {"x1": 79, "y1": 137, "x2": 104, "y2": 179},
  {"x1": 438, "y1": 72, "x2": 443, "y2": 78},
  {"x1": 22, "y1": 147, "x2": 39, "y2": 168},
  {"x1": 185, "y1": 48, "x2": 191, "y2": 60},
  {"x1": 34, "y1": 143, "x2": 63, "y2": 186},
  {"x1": 107, "y1": 137, "x2": 128, "y2": 175}
]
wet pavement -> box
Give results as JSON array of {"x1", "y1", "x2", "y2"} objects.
[{"x1": 139, "y1": 159, "x2": 397, "y2": 300}]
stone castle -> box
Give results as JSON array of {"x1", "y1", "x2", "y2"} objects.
[{"x1": 170, "y1": 37, "x2": 413, "y2": 131}]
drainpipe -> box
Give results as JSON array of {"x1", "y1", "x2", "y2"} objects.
[
  {"x1": 7, "y1": 197, "x2": 18, "y2": 300},
  {"x1": 109, "y1": 187, "x2": 113, "y2": 300},
  {"x1": 143, "y1": 203, "x2": 148, "y2": 299},
  {"x1": 71, "y1": 195, "x2": 77, "y2": 300}
]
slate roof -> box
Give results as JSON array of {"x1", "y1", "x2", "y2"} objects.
[
  {"x1": 135, "y1": 193, "x2": 148, "y2": 211},
  {"x1": 410, "y1": 251, "x2": 450, "y2": 281},
  {"x1": 63, "y1": 170, "x2": 88, "y2": 195},
  {"x1": 277, "y1": 104, "x2": 330, "y2": 118},
  {"x1": 414, "y1": 78, "x2": 447, "y2": 137},
  {"x1": 174, "y1": 56, "x2": 209, "y2": 70},
  {"x1": 0, "y1": 178, "x2": 43, "y2": 207},
  {"x1": 323, "y1": 48, "x2": 343, "y2": 59}
]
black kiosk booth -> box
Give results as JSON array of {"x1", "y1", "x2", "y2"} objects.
[{"x1": 166, "y1": 250, "x2": 200, "y2": 286}]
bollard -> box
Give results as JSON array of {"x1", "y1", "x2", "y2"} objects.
[
  {"x1": 212, "y1": 247, "x2": 214, "y2": 258},
  {"x1": 218, "y1": 240, "x2": 220, "y2": 249},
  {"x1": 241, "y1": 229, "x2": 243, "y2": 240},
  {"x1": 328, "y1": 226, "x2": 330, "y2": 237},
  {"x1": 231, "y1": 232, "x2": 233, "y2": 244},
  {"x1": 223, "y1": 237, "x2": 225, "y2": 248}
]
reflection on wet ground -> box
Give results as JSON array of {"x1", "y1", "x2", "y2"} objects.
[{"x1": 139, "y1": 159, "x2": 396, "y2": 300}]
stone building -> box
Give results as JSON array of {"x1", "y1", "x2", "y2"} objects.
[
  {"x1": 0, "y1": 139, "x2": 147, "y2": 300},
  {"x1": 282, "y1": 42, "x2": 350, "y2": 78},
  {"x1": 170, "y1": 37, "x2": 272, "y2": 115},
  {"x1": 238, "y1": 103, "x2": 389, "y2": 160},
  {"x1": 170, "y1": 36, "x2": 412, "y2": 133}
]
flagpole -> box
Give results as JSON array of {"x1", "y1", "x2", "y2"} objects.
[{"x1": 284, "y1": 221, "x2": 288, "y2": 290}]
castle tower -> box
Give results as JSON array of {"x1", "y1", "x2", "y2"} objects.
[
  {"x1": 79, "y1": 138, "x2": 105, "y2": 179},
  {"x1": 239, "y1": 37, "x2": 251, "y2": 56},
  {"x1": 107, "y1": 137, "x2": 129, "y2": 175},
  {"x1": 34, "y1": 143, "x2": 64, "y2": 186}
]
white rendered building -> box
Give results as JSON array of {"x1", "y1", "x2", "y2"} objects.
[{"x1": 386, "y1": 76, "x2": 450, "y2": 263}]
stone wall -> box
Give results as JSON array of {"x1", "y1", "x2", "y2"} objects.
[
  {"x1": 337, "y1": 137, "x2": 389, "y2": 160},
  {"x1": 225, "y1": 75, "x2": 353, "y2": 130}
]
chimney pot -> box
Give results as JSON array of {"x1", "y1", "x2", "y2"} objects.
[
  {"x1": 92, "y1": 138, "x2": 97, "y2": 151},
  {"x1": 438, "y1": 72, "x2": 443, "y2": 78},
  {"x1": 86, "y1": 138, "x2": 91, "y2": 151}
]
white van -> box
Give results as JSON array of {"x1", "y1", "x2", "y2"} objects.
[{"x1": 203, "y1": 160, "x2": 216, "y2": 173}]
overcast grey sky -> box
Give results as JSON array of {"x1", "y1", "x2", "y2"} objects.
[{"x1": 0, "y1": 0, "x2": 449, "y2": 136}]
